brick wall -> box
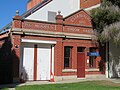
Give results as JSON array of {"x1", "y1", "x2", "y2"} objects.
[
  {"x1": 12, "y1": 35, "x2": 21, "y2": 79},
  {"x1": 27, "y1": 0, "x2": 101, "y2": 12},
  {"x1": 80, "y1": 0, "x2": 101, "y2": 9},
  {"x1": 27, "y1": 0, "x2": 44, "y2": 10},
  {"x1": 64, "y1": 10, "x2": 93, "y2": 35},
  {"x1": 10, "y1": 9, "x2": 104, "y2": 80},
  {"x1": 19, "y1": 35, "x2": 99, "y2": 76}
]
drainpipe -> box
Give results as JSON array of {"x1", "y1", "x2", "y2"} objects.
[
  {"x1": 108, "y1": 41, "x2": 110, "y2": 78},
  {"x1": 0, "y1": 33, "x2": 8, "y2": 39},
  {"x1": 106, "y1": 41, "x2": 109, "y2": 78}
]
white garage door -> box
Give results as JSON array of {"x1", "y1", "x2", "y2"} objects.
[
  {"x1": 21, "y1": 43, "x2": 34, "y2": 81},
  {"x1": 37, "y1": 45, "x2": 51, "y2": 80},
  {"x1": 20, "y1": 43, "x2": 52, "y2": 81}
]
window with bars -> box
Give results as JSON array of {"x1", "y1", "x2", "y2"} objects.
[{"x1": 89, "y1": 48, "x2": 97, "y2": 68}]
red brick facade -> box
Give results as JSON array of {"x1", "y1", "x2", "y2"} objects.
[
  {"x1": 0, "y1": 0, "x2": 106, "y2": 84},
  {"x1": 9, "y1": 9, "x2": 105, "y2": 82}
]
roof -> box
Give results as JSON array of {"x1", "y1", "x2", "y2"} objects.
[
  {"x1": 0, "y1": 0, "x2": 52, "y2": 34},
  {"x1": 0, "y1": 23, "x2": 11, "y2": 34},
  {"x1": 21, "y1": 0, "x2": 52, "y2": 18}
]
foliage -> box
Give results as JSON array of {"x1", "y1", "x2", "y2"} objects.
[
  {"x1": 101, "y1": 22, "x2": 120, "y2": 42},
  {"x1": 104, "y1": 0, "x2": 120, "y2": 7},
  {"x1": 91, "y1": 3, "x2": 120, "y2": 33},
  {"x1": 91, "y1": 0, "x2": 120, "y2": 43}
]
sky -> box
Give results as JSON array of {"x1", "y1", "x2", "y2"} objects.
[{"x1": 0, "y1": 0, "x2": 28, "y2": 29}]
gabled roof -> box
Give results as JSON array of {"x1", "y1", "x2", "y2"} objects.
[
  {"x1": 63, "y1": 9, "x2": 92, "y2": 28},
  {"x1": 64, "y1": 9, "x2": 92, "y2": 20},
  {"x1": 0, "y1": 0, "x2": 53, "y2": 34}
]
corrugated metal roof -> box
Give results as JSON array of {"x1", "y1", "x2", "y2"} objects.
[{"x1": 0, "y1": 23, "x2": 11, "y2": 34}]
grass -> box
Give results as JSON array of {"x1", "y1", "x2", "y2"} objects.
[
  {"x1": 1, "y1": 88, "x2": 9, "y2": 90},
  {"x1": 15, "y1": 81, "x2": 120, "y2": 90}
]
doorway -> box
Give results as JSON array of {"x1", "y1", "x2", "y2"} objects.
[{"x1": 77, "y1": 47, "x2": 85, "y2": 78}]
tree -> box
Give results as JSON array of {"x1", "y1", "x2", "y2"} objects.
[
  {"x1": 91, "y1": 0, "x2": 120, "y2": 43},
  {"x1": 101, "y1": 22, "x2": 120, "y2": 43},
  {"x1": 105, "y1": 0, "x2": 120, "y2": 7},
  {"x1": 91, "y1": 0, "x2": 120, "y2": 78}
]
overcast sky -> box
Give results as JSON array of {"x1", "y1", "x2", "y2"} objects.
[{"x1": 0, "y1": 0, "x2": 28, "y2": 29}]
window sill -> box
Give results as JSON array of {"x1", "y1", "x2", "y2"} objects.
[
  {"x1": 62, "y1": 69, "x2": 77, "y2": 73},
  {"x1": 85, "y1": 68, "x2": 99, "y2": 72}
]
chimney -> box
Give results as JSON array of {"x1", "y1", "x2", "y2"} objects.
[{"x1": 27, "y1": 0, "x2": 44, "y2": 11}]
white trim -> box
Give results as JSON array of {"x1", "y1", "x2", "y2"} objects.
[
  {"x1": 62, "y1": 69, "x2": 77, "y2": 73},
  {"x1": 85, "y1": 68, "x2": 99, "y2": 72},
  {"x1": 85, "y1": 4, "x2": 100, "y2": 11},
  {"x1": 52, "y1": 45, "x2": 54, "y2": 75},
  {"x1": 21, "y1": 39, "x2": 56, "y2": 44}
]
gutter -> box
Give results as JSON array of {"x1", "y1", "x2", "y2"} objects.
[{"x1": 0, "y1": 32, "x2": 9, "y2": 40}]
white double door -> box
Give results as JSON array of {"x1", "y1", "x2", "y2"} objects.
[
  {"x1": 21, "y1": 43, "x2": 51, "y2": 81},
  {"x1": 37, "y1": 45, "x2": 51, "y2": 80}
]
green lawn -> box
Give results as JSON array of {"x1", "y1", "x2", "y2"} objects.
[{"x1": 16, "y1": 81, "x2": 120, "y2": 90}]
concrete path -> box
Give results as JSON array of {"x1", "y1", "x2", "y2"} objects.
[
  {"x1": 109, "y1": 79, "x2": 120, "y2": 83},
  {"x1": 9, "y1": 88, "x2": 15, "y2": 90}
]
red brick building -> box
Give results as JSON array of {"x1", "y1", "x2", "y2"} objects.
[
  {"x1": 27, "y1": 0, "x2": 101, "y2": 11},
  {"x1": 80, "y1": 0, "x2": 101, "y2": 9},
  {"x1": 0, "y1": 0, "x2": 104, "y2": 84}
]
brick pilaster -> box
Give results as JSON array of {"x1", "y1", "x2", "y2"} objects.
[
  {"x1": 12, "y1": 13, "x2": 22, "y2": 28},
  {"x1": 56, "y1": 12, "x2": 63, "y2": 32}
]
